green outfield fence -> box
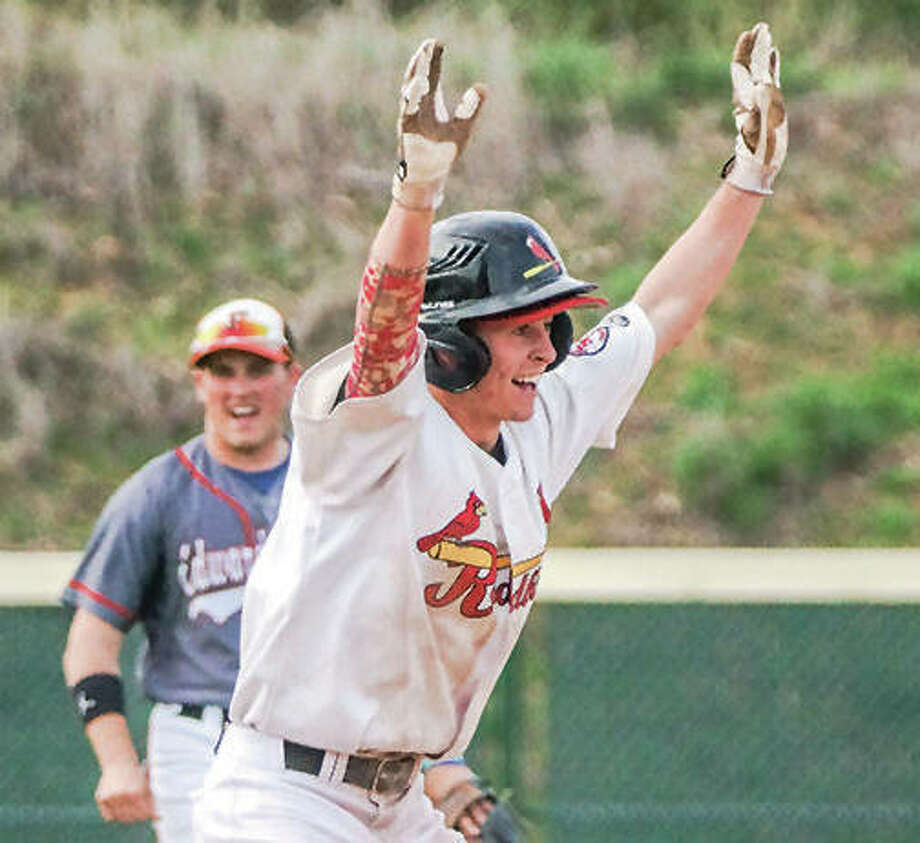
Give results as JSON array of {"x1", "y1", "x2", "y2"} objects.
[{"x1": 4, "y1": 549, "x2": 920, "y2": 843}]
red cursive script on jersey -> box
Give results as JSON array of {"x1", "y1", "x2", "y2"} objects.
[{"x1": 424, "y1": 560, "x2": 541, "y2": 618}]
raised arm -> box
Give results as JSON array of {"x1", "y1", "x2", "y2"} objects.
[
  {"x1": 632, "y1": 22, "x2": 788, "y2": 363},
  {"x1": 345, "y1": 40, "x2": 485, "y2": 398}
]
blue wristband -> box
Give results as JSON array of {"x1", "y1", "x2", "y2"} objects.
[{"x1": 421, "y1": 756, "x2": 466, "y2": 772}]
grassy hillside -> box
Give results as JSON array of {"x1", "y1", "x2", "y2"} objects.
[{"x1": 1, "y1": 0, "x2": 918, "y2": 548}]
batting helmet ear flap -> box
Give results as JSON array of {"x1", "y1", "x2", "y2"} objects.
[
  {"x1": 545, "y1": 311, "x2": 573, "y2": 372},
  {"x1": 422, "y1": 324, "x2": 491, "y2": 393}
]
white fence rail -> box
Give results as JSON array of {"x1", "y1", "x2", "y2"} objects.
[{"x1": 3, "y1": 547, "x2": 919, "y2": 605}]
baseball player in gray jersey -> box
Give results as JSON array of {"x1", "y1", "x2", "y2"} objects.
[
  {"x1": 61, "y1": 298, "x2": 508, "y2": 842},
  {"x1": 195, "y1": 23, "x2": 787, "y2": 843},
  {"x1": 61, "y1": 298, "x2": 302, "y2": 840}
]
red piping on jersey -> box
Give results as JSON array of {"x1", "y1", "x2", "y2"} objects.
[
  {"x1": 68, "y1": 579, "x2": 135, "y2": 621},
  {"x1": 174, "y1": 447, "x2": 257, "y2": 547}
]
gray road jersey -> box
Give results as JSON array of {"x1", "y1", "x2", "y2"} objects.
[{"x1": 61, "y1": 435, "x2": 288, "y2": 707}]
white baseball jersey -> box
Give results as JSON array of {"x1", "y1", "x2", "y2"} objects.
[{"x1": 229, "y1": 301, "x2": 655, "y2": 759}]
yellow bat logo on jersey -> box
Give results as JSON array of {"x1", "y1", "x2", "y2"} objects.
[{"x1": 419, "y1": 489, "x2": 545, "y2": 618}]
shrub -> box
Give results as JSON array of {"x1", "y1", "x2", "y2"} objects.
[
  {"x1": 658, "y1": 50, "x2": 724, "y2": 105},
  {"x1": 678, "y1": 363, "x2": 735, "y2": 412},
  {"x1": 892, "y1": 245, "x2": 920, "y2": 310},
  {"x1": 607, "y1": 73, "x2": 677, "y2": 141},
  {"x1": 860, "y1": 501, "x2": 920, "y2": 546},
  {"x1": 523, "y1": 38, "x2": 614, "y2": 134},
  {"x1": 674, "y1": 357, "x2": 920, "y2": 538},
  {"x1": 874, "y1": 467, "x2": 920, "y2": 496}
]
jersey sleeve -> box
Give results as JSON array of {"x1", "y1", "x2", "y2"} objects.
[
  {"x1": 60, "y1": 462, "x2": 167, "y2": 631},
  {"x1": 289, "y1": 333, "x2": 430, "y2": 505},
  {"x1": 534, "y1": 300, "x2": 656, "y2": 502}
]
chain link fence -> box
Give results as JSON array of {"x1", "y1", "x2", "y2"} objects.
[
  {"x1": 6, "y1": 594, "x2": 920, "y2": 841},
  {"x1": 471, "y1": 603, "x2": 920, "y2": 842}
]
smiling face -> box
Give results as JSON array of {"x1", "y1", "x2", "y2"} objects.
[
  {"x1": 472, "y1": 316, "x2": 557, "y2": 420},
  {"x1": 431, "y1": 315, "x2": 558, "y2": 451},
  {"x1": 192, "y1": 349, "x2": 300, "y2": 470}
]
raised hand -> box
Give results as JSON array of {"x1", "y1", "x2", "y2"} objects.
[
  {"x1": 392, "y1": 39, "x2": 486, "y2": 211},
  {"x1": 723, "y1": 22, "x2": 788, "y2": 195}
]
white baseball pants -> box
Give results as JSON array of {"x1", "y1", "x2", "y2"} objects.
[
  {"x1": 194, "y1": 723, "x2": 463, "y2": 842},
  {"x1": 147, "y1": 702, "x2": 226, "y2": 842}
]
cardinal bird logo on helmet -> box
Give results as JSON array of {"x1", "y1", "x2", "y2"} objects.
[{"x1": 523, "y1": 235, "x2": 561, "y2": 279}]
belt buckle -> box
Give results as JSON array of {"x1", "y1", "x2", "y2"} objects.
[{"x1": 368, "y1": 754, "x2": 420, "y2": 806}]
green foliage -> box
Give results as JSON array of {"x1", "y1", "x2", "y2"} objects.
[
  {"x1": 491, "y1": 0, "x2": 920, "y2": 52},
  {"x1": 169, "y1": 220, "x2": 215, "y2": 269},
  {"x1": 599, "y1": 261, "x2": 646, "y2": 305},
  {"x1": 0, "y1": 496, "x2": 38, "y2": 545},
  {"x1": 874, "y1": 466, "x2": 920, "y2": 496},
  {"x1": 484, "y1": 0, "x2": 749, "y2": 45},
  {"x1": 0, "y1": 214, "x2": 47, "y2": 270},
  {"x1": 782, "y1": 380, "x2": 882, "y2": 478},
  {"x1": 35, "y1": 0, "x2": 920, "y2": 53},
  {"x1": 604, "y1": 49, "x2": 761, "y2": 141},
  {"x1": 678, "y1": 363, "x2": 735, "y2": 413},
  {"x1": 868, "y1": 156, "x2": 903, "y2": 186},
  {"x1": 607, "y1": 72, "x2": 678, "y2": 141},
  {"x1": 62, "y1": 297, "x2": 114, "y2": 343},
  {"x1": 675, "y1": 357, "x2": 920, "y2": 539},
  {"x1": 860, "y1": 501, "x2": 920, "y2": 546},
  {"x1": 824, "y1": 62, "x2": 908, "y2": 97},
  {"x1": 524, "y1": 39, "x2": 612, "y2": 106},
  {"x1": 869, "y1": 244, "x2": 920, "y2": 313},
  {"x1": 891, "y1": 245, "x2": 920, "y2": 310},
  {"x1": 910, "y1": 200, "x2": 920, "y2": 235},
  {"x1": 779, "y1": 58, "x2": 828, "y2": 96},
  {"x1": 826, "y1": 255, "x2": 863, "y2": 287},
  {"x1": 658, "y1": 49, "x2": 724, "y2": 104},
  {"x1": 822, "y1": 189, "x2": 857, "y2": 218},
  {"x1": 522, "y1": 37, "x2": 825, "y2": 142},
  {"x1": 523, "y1": 39, "x2": 614, "y2": 134}
]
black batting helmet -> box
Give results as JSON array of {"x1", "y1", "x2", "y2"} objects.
[{"x1": 420, "y1": 211, "x2": 607, "y2": 392}]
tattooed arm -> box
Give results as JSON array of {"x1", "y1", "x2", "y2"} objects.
[
  {"x1": 345, "y1": 38, "x2": 484, "y2": 399},
  {"x1": 345, "y1": 205, "x2": 432, "y2": 397}
]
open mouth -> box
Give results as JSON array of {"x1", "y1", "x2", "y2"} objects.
[
  {"x1": 511, "y1": 375, "x2": 540, "y2": 393},
  {"x1": 229, "y1": 406, "x2": 259, "y2": 418}
]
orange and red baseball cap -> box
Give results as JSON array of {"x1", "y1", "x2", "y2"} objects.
[{"x1": 189, "y1": 298, "x2": 293, "y2": 366}]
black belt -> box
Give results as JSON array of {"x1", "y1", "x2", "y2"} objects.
[
  {"x1": 282, "y1": 740, "x2": 419, "y2": 796},
  {"x1": 178, "y1": 703, "x2": 229, "y2": 721}
]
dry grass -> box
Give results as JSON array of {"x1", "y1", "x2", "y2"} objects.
[
  {"x1": 0, "y1": 2, "x2": 539, "y2": 221},
  {"x1": 1, "y1": 0, "x2": 918, "y2": 546}
]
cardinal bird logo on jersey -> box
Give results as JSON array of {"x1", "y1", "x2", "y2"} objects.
[
  {"x1": 418, "y1": 490, "x2": 543, "y2": 618},
  {"x1": 523, "y1": 235, "x2": 561, "y2": 279},
  {"x1": 416, "y1": 491, "x2": 487, "y2": 553}
]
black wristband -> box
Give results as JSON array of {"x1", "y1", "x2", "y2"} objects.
[{"x1": 70, "y1": 673, "x2": 124, "y2": 725}]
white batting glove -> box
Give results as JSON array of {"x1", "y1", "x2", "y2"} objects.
[
  {"x1": 722, "y1": 22, "x2": 788, "y2": 195},
  {"x1": 392, "y1": 39, "x2": 486, "y2": 211}
]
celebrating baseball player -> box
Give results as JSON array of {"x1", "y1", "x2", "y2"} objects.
[
  {"x1": 60, "y1": 298, "x2": 507, "y2": 841},
  {"x1": 196, "y1": 22, "x2": 787, "y2": 842}
]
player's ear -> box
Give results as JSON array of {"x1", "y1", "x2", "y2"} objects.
[{"x1": 190, "y1": 365, "x2": 206, "y2": 403}]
